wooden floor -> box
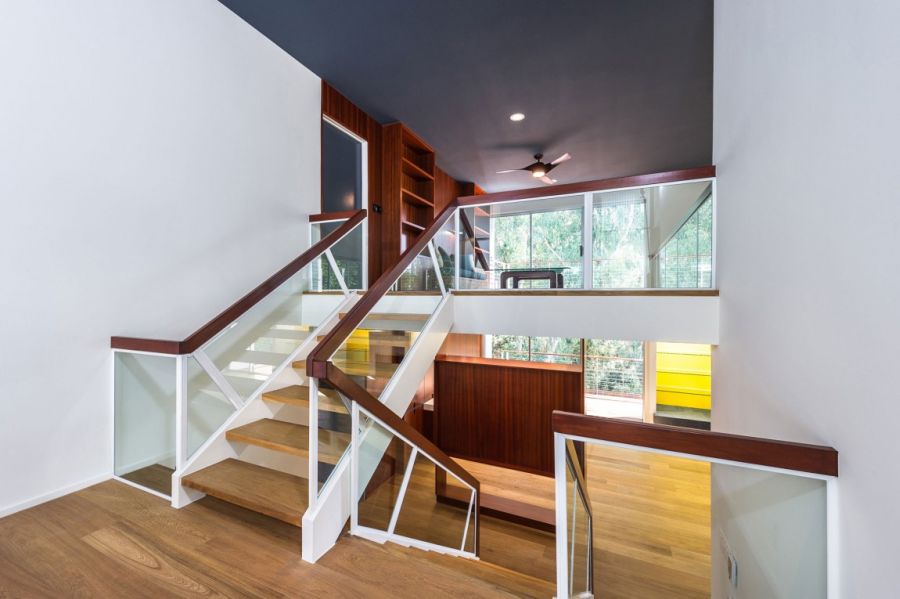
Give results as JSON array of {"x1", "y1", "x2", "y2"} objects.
[
  {"x1": 1, "y1": 445, "x2": 709, "y2": 598},
  {"x1": 119, "y1": 464, "x2": 173, "y2": 497},
  {"x1": 587, "y1": 443, "x2": 711, "y2": 599},
  {"x1": 0, "y1": 480, "x2": 552, "y2": 598},
  {"x1": 438, "y1": 447, "x2": 711, "y2": 598}
]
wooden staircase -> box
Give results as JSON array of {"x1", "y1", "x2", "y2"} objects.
[
  {"x1": 181, "y1": 382, "x2": 349, "y2": 527},
  {"x1": 180, "y1": 312, "x2": 428, "y2": 530}
]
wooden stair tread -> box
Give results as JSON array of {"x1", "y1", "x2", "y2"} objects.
[
  {"x1": 226, "y1": 419, "x2": 348, "y2": 463},
  {"x1": 181, "y1": 459, "x2": 307, "y2": 526},
  {"x1": 339, "y1": 312, "x2": 430, "y2": 321},
  {"x1": 263, "y1": 385, "x2": 347, "y2": 414},
  {"x1": 292, "y1": 359, "x2": 401, "y2": 378},
  {"x1": 316, "y1": 334, "x2": 416, "y2": 347}
]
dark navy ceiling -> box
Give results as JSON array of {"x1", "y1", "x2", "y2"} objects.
[{"x1": 219, "y1": 0, "x2": 713, "y2": 192}]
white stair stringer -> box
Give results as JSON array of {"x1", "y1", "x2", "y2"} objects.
[
  {"x1": 170, "y1": 292, "x2": 359, "y2": 509},
  {"x1": 302, "y1": 294, "x2": 454, "y2": 563}
]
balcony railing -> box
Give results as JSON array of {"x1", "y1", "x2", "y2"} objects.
[{"x1": 417, "y1": 166, "x2": 717, "y2": 292}]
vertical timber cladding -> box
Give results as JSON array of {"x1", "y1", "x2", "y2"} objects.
[{"x1": 434, "y1": 356, "x2": 583, "y2": 475}]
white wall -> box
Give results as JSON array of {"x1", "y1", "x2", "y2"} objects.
[
  {"x1": 713, "y1": 1, "x2": 900, "y2": 595},
  {"x1": 711, "y1": 465, "x2": 827, "y2": 599},
  {"x1": 0, "y1": 0, "x2": 321, "y2": 515},
  {"x1": 453, "y1": 294, "x2": 719, "y2": 344}
]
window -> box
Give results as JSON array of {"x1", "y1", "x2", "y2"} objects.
[
  {"x1": 584, "y1": 340, "x2": 644, "y2": 397},
  {"x1": 322, "y1": 119, "x2": 363, "y2": 212},
  {"x1": 489, "y1": 335, "x2": 581, "y2": 364},
  {"x1": 491, "y1": 199, "x2": 584, "y2": 288},
  {"x1": 592, "y1": 190, "x2": 648, "y2": 288},
  {"x1": 656, "y1": 195, "x2": 713, "y2": 288}
]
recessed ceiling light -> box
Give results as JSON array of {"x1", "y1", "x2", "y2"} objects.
[{"x1": 509, "y1": 112, "x2": 525, "y2": 122}]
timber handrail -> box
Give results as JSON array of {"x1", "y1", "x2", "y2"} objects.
[
  {"x1": 307, "y1": 202, "x2": 456, "y2": 377},
  {"x1": 552, "y1": 411, "x2": 838, "y2": 476},
  {"x1": 328, "y1": 364, "x2": 480, "y2": 492},
  {"x1": 307, "y1": 166, "x2": 716, "y2": 376},
  {"x1": 111, "y1": 209, "x2": 367, "y2": 355}
]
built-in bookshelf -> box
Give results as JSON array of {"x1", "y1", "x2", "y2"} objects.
[{"x1": 383, "y1": 123, "x2": 435, "y2": 256}]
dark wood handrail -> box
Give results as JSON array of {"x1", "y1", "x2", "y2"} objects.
[
  {"x1": 306, "y1": 202, "x2": 456, "y2": 377},
  {"x1": 327, "y1": 364, "x2": 480, "y2": 492},
  {"x1": 111, "y1": 209, "x2": 367, "y2": 355},
  {"x1": 552, "y1": 411, "x2": 838, "y2": 476},
  {"x1": 310, "y1": 210, "x2": 361, "y2": 223},
  {"x1": 308, "y1": 166, "x2": 716, "y2": 376},
  {"x1": 303, "y1": 167, "x2": 715, "y2": 558}
]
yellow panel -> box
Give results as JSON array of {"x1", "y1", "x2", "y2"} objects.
[
  {"x1": 656, "y1": 390, "x2": 711, "y2": 410},
  {"x1": 656, "y1": 342, "x2": 711, "y2": 356},
  {"x1": 345, "y1": 330, "x2": 370, "y2": 351},
  {"x1": 657, "y1": 371, "x2": 711, "y2": 394},
  {"x1": 657, "y1": 352, "x2": 711, "y2": 374},
  {"x1": 656, "y1": 342, "x2": 711, "y2": 410}
]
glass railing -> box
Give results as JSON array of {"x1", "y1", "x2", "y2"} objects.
[
  {"x1": 352, "y1": 402, "x2": 477, "y2": 557},
  {"x1": 113, "y1": 352, "x2": 177, "y2": 498},
  {"x1": 198, "y1": 259, "x2": 347, "y2": 404},
  {"x1": 455, "y1": 176, "x2": 715, "y2": 290},
  {"x1": 310, "y1": 235, "x2": 450, "y2": 501},
  {"x1": 112, "y1": 211, "x2": 367, "y2": 499},
  {"x1": 327, "y1": 241, "x2": 446, "y2": 401},
  {"x1": 311, "y1": 217, "x2": 367, "y2": 291},
  {"x1": 552, "y1": 412, "x2": 836, "y2": 599}
]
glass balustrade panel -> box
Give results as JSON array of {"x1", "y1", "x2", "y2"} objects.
[
  {"x1": 200, "y1": 239, "x2": 352, "y2": 402},
  {"x1": 329, "y1": 243, "x2": 443, "y2": 400},
  {"x1": 565, "y1": 439, "x2": 827, "y2": 597},
  {"x1": 114, "y1": 352, "x2": 176, "y2": 497}
]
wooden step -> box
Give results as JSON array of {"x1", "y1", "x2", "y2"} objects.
[
  {"x1": 262, "y1": 326, "x2": 312, "y2": 340},
  {"x1": 262, "y1": 385, "x2": 347, "y2": 414},
  {"x1": 291, "y1": 358, "x2": 403, "y2": 378},
  {"x1": 226, "y1": 418, "x2": 348, "y2": 464},
  {"x1": 181, "y1": 459, "x2": 307, "y2": 526},
  {"x1": 339, "y1": 312, "x2": 430, "y2": 322},
  {"x1": 316, "y1": 334, "x2": 416, "y2": 347}
]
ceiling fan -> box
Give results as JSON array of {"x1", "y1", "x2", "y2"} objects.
[{"x1": 496, "y1": 152, "x2": 571, "y2": 184}]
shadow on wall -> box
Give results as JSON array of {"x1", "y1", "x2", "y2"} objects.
[{"x1": 711, "y1": 464, "x2": 827, "y2": 599}]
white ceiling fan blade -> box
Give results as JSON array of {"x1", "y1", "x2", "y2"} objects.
[
  {"x1": 540, "y1": 176, "x2": 557, "y2": 185},
  {"x1": 550, "y1": 152, "x2": 571, "y2": 165},
  {"x1": 496, "y1": 168, "x2": 527, "y2": 174}
]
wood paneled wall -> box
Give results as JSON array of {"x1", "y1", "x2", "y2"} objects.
[
  {"x1": 405, "y1": 333, "x2": 482, "y2": 436},
  {"x1": 322, "y1": 82, "x2": 383, "y2": 284},
  {"x1": 434, "y1": 356, "x2": 583, "y2": 475}
]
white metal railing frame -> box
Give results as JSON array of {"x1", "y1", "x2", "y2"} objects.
[
  {"x1": 349, "y1": 400, "x2": 478, "y2": 559},
  {"x1": 110, "y1": 215, "x2": 368, "y2": 506},
  {"x1": 552, "y1": 430, "x2": 840, "y2": 599}
]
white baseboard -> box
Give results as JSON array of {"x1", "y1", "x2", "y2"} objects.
[{"x1": 0, "y1": 472, "x2": 112, "y2": 519}]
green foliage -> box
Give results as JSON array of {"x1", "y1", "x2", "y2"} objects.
[
  {"x1": 492, "y1": 206, "x2": 583, "y2": 288},
  {"x1": 657, "y1": 196, "x2": 713, "y2": 288},
  {"x1": 489, "y1": 335, "x2": 644, "y2": 396},
  {"x1": 592, "y1": 198, "x2": 648, "y2": 288}
]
